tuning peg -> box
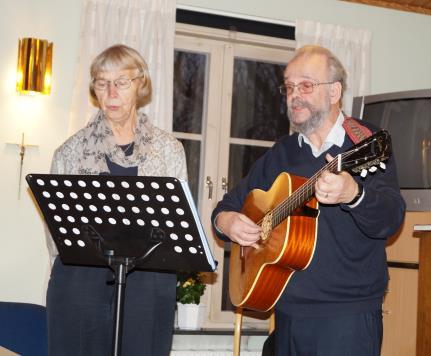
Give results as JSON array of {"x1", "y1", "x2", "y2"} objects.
[
  {"x1": 360, "y1": 169, "x2": 368, "y2": 178},
  {"x1": 369, "y1": 166, "x2": 378, "y2": 173},
  {"x1": 380, "y1": 162, "x2": 386, "y2": 170}
]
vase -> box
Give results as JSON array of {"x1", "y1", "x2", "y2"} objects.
[{"x1": 176, "y1": 302, "x2": 206, "y2": 330}]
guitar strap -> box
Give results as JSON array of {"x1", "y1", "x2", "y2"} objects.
[{"x1": 342, "y1": 116, "x2": 373, "y2": 144}]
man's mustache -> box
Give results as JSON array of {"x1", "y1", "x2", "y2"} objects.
[{"x1": 290, "y1": 97, "x2": 312, "y2": 110}]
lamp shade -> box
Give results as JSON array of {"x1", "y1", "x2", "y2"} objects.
[{"x1": 16, "y1": 38, "x2": 53, "y2": 95}]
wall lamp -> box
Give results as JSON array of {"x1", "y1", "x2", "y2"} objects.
[{"x1": 16, "y1": 37, "x2": 53, "y2": 95}]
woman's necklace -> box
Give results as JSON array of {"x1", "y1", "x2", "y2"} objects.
[
  {"x1": 120, "y1": 141, "x2": 134, "y2": 155},
  {"x1": 112, "y1": 117, "x2": 136, "y2": 155}
]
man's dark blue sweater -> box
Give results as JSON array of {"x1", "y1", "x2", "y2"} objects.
[{"x1": 211, "y1": 119, "x2": 406, "y2": 317}]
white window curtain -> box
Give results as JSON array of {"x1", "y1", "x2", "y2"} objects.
[
  {"x1": 295, "y1": 19, "x2": 372, "y2": 116},
  {"x1": 68, "y1": 0, "x2": 176, "y2": 135}
]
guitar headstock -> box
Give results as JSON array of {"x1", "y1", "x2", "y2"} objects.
[{"x1": 342, "y1": 130, "x2": 392, "y2": 175}]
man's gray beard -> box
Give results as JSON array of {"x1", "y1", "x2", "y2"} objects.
[{"x1": 288, "y1": 98, "x2": 330, "y2": 136}]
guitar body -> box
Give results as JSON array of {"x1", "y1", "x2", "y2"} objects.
[{"x1": 229, "y1": 172, "x2": 319, "y2": 311}]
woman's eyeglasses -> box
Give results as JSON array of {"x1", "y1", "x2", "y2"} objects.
[{"x1": 92, "y1": 76, "x2": 142, "y2": 91}]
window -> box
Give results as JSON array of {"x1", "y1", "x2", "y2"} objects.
[{"x1": 173, "y1": 19, "x2": 295, "y2": 327}]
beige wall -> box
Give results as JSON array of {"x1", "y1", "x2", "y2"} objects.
[
  {"x1": 0, "y1": 0, "x2": 430, "y2": 305},
  {"x1": 0, "y1": 1, "x2": 81, "y2": 304}
]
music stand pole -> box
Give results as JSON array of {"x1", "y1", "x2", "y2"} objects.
[
  {"x1": 112, "y1": 259, "x2": 127, "y2": 356},
  {"x1": 88, "y1": 233, "x2": 163, "y2": 356}
]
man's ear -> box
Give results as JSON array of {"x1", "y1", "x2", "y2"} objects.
[{"x1": 329, "y1": 81, "x2": 342, "y2": 105}]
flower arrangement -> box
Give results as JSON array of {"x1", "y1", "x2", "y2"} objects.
[{"x1": 176, "y1": 271, "x2": 206, "y2": 305}]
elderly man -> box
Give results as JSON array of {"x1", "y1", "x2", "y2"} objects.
[{"x1": 212, "y1": 45, "x2": 405, "y2": 355}]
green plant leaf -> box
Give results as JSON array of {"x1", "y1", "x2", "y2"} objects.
[{"x1": 176, "y1": 272, "x2": 206, "y2": 305}]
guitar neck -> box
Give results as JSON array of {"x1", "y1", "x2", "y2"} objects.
[
  {"x1": 256, "y1": 130, "x2": 391, "y2": 230},
  {"x1": 270, "y1": 156, "x2": 341, "y2": 228}
]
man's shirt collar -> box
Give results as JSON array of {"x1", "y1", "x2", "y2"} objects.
[{"x1": 297, "y1": 111, "x2": 345, "y2": 157}]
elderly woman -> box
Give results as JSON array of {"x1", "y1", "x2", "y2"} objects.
[{"x1": 47, "y1": 44, "x2": 187, "y2": 355}]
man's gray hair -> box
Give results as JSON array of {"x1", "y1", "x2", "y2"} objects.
[{"x1": 290, "y1": 45, "x2": 347, "y2": 106}]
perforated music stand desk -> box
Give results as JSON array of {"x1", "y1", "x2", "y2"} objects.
[{"x1": 26, "y1": 174, "x2": 217, "y2": 356}]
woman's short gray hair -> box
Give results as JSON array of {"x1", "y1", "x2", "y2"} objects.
[{"x1": 89, "y1": 44, "x2": 152, "y2": 108}]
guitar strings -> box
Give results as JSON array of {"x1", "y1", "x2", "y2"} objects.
[
  {"x1": 257, "y1": 134, "x2": 384, "y2": 232},
  {"x1": 271, "y1": 135, "x2": 381, "y2": 227},
  {"x1": 267, "y1": 149, "x2": 355, "y2": 228}
]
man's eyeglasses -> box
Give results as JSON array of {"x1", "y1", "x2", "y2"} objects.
[
  {"x1": 279, "y1": 81, "x2": 336, "y2": 96},
  {"x1": 92, "y1": 76, "x2": 142, "y2": 91}
]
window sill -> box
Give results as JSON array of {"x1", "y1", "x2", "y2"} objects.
[{"x1": 173, "y1": 327, "x2": 269, "y2": 336}]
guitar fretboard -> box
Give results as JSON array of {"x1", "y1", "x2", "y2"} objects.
[
  {"x1": 269, "y1": 147, "x2": 364, "y2": 228},
  {"x1": 255, "y1": 132, "x2": 389, "y2": 230},
  {"x1": 270, "y1": 157, "x2": 340, "y2": 228}
]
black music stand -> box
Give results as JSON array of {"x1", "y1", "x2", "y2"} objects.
[{"x1": 26, "y1": 174, "x2": 217, "y2": 356}]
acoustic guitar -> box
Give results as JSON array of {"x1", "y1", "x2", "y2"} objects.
[{"x1": 229, "y1": 130, "x2": 392, "y2": 312}]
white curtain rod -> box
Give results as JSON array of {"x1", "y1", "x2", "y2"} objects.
[{"x1": 176, "y1": 4, "x2": 296, "y2": 27}]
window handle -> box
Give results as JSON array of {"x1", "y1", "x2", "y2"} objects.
[
  {"x1": 221, "y1": 177, "x2": 228, "y2": 194},
  {"x1": 205, "y1": 176, "x2": 213, "y2": 200}
]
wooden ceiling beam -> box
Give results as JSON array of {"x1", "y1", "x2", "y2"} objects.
[{"x1": 341, "y1": 0, "x2": 431, "y2": 16}]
